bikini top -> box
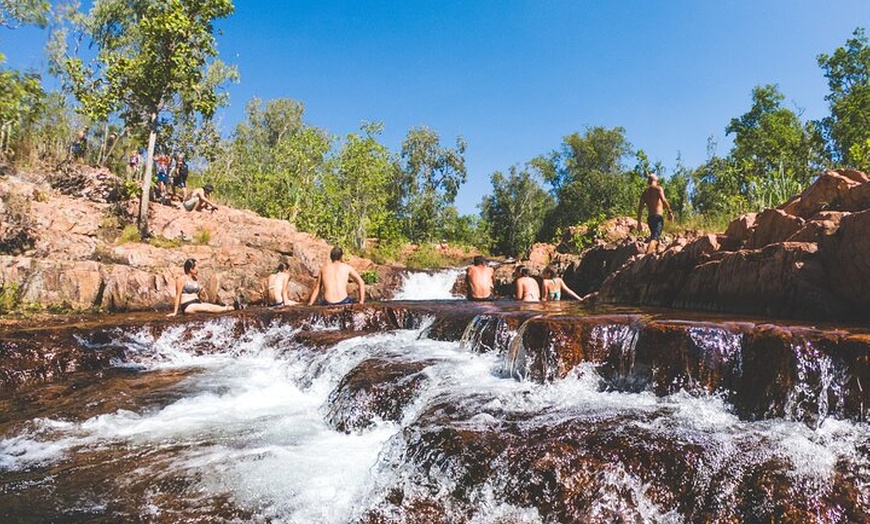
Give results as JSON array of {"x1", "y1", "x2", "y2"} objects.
[
  {"x1": 181, "y1": 279, "x2": 201, "y2": 294},
  {"x1": 546, "y1": 279, "x2": 560, "y2": 300}
]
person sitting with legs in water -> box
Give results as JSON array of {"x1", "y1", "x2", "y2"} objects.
[
  {"x1": 307, "y1": 246, "x2": 365, "y2": 306},
  {"x1": 266, "y1": 262, "x2": 298, "y2": 307},
  {"x1": 514, "y1": 265, "x2": 540, "y2": 302},
  {"x1": 541, "y1": 265, "x2": 582, "y2": 301},
  {"x1": 168, "y1": 258, "x2": 239, "y2": 316}
]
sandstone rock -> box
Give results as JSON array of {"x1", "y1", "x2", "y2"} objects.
[
  {"x1": 723, "y1": 213, "x2": 757, "y2": 246},
  {"x1": 526, "y1": 242, "x2": 555, "y2": 270},
  {"x1": 820, "y1": 209, "x2": 870, "y2": 312},
  {"x1": 834, "y1": 168, "x2": 870, "y2": 184},
  {"x1": 792, "y1": 171, "x2": 859, "y2": 219},
  {"x1": 746, "y1": 209, "x2": 805, "y2": 249},
  {"x1": 786, "y1": 211, "x2": 844, "y2": 243},
  {"x1": 563, "y1": 240, "x2": 644, "y2": 296}
]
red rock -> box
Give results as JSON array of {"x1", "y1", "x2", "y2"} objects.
[
  {"x1": 792, "y1": 172, "x2": 860, "y2": 219},
  {"x1": 746, "y1": 209, "x2": 805, "y2": 249},
  {"x1": 834, "y1": 168, "x2": 870, "y2": 184},
  {"x1": 820, "y1": 209, "x2": 870, "y2": 312},
  {"x1": 724, "y1": 213, "x2": 757, "y2": 246}
]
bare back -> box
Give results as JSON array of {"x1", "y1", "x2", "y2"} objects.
[
  {"x1": 314, "y1": 260, "x2": 365, "y2": 304},
  {"x1": 641, "y1": 185, "x2": 667, "y2": 217},
  {"x1": 466, "y1": 264, "x2": 494, "y2": 299},
  {"x1": 267, "y1": 272, "x2": 289, "y2": 304}
]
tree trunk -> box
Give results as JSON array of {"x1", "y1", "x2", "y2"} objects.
[{"x1": 138, "y1": 117, "x2": 158, "y2": 239}]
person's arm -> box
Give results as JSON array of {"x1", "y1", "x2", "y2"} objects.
[
  {"x1": 559, "y1": 278, "x2": 582, "y2": 301},
  {"x1": 307, "y1": 273, "x2": 321, "y2": 305},
  {"x1": 167, "y1": 276, "x2": 183, "y2": 316},
  {"x1": 200, "y1": 194, "x2": 218, "y2": 211},
  {"x1": 349, "y1": 267, "x2": 366, "y2": 304}
]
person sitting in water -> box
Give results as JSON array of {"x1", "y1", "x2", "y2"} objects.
[
  {"x1": 168, "y1": 258, "x2": 239, "y2": 316},
  {"x1": 514, "y1": 265, "x2": 540, "y2": 302},
  {"x1": 266, "y1": 262, "x2": 298, "y2": 307},
  {"x1": 308, "y1": 246, "x2": 365, "y2": 306},
  {"x1": 541, "y1": 265, "x2": 582, "y2": 301},
  {"x1": 183, "y1": 184, "x2": 218, "y2": 212},
  {"x1": 466, "y1": 255, "x2": 494, "y2": 301}
]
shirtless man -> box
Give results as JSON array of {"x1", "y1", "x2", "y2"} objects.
[
  {"x1": 308, "y1": 247, "x2": 365, "y2": 305},
  {"x1": 266, "y1": 262, "x2": 297, "y2": 307},
  {"x1": 466, "y1": 255, "x2": 494, "y2": 301},
  {"x1": 636, "y1": 172, "x2": 675, "y2": 254}
]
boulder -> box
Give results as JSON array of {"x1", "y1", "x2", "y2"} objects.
[
  {"x1": 791, "y1": 171, "x2": 860, "y2": 219},
  {"x1": 820, "y1": 209, "x2": 870, "y2": 313},
  {"x1": 723, "y1": 213, "x2": 757, "y2": 247},
  {"x1": 746, "y1": 209, "x2": 805, "y2": 249}
]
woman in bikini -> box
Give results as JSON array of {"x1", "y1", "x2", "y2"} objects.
[
  {"x1": 168, "y1": 259, "x2": 238, "y2": 316},
  {"x1": 541, "y1": 265, "x2": 582, "y2": 301},
  {"x1": 266, "y1": 262, "x2": 298, "y2": 307},
  {"x1": 514, "y1": 266, "x2": 541, "y2": 302}
]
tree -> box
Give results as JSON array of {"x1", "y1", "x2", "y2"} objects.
[
  {"x1": 398, "y1": 127, "x2": 467, "y2": 243},
  {"x1": 817, "y1": 27, "x2": 870, "y2": 166},
  {"x1": 53, "y1": 0, "x2": 236, "y2": 238},
  {"x1": 481, "y1": 165, "x2": 554, "y2": 258},
  {"x1": 538, "y1": 126, "x2": 634, "y2": 237},
  {"x1": 318, "y1": 122, "x2": 395, "y2": 251},
  {"x1": 0, "y1": 0, "x2": 48, "y2": 29},
  {"x1": 726, "y1": 84, "x2": 820, "y2": 207}
]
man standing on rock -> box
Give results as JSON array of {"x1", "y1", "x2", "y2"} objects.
[
  {"x1": 466, "y1": 255, "x2": 494, "y2": 301},
  {"x1": 308, "y1": 246, "x2": 366, "y2": 306},
  {"x1": 636, "y1": 172, "x2": 675, "y2": 254}
]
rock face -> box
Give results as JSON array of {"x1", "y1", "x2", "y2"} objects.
[
  {"x1": 0, "y1": 167, "x2": 402, "y2": 312},
  {"x1": 571, "y1": 169, "x2": 870, "y2": 323}
]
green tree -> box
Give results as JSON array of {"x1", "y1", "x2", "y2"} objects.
[
  {"x1": 539, "y1": 126, "x2": 634, "y2": 237},
  {"x1": 481, "y1": 165, "x2": 554, "y2": 257},
  {"x1": 817, "y1": 27, "x2": 870, "y2": 166},
  {"x1": 316, "y1": 122, "x2": 395, "y2": 251},
  {"x1": 0, "y1": 0, "x2": 48, "y2": 28},
  {"x1": 52, "y1": 0, "x2": 236, "y2": 238},
  {"x1": 726, "y1": 84, "x2": 820, "y2": 208},
  {"x1": 398, "y1": 127, "x2": 467, "y2": 243}
]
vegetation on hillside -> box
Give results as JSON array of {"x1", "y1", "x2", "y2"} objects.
[{"x1": 1, "y1": 2, "x2": 868, "y2": 261}]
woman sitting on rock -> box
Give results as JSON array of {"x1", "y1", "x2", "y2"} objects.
[
  {"x1": 541, "y1": 265, "x2": 582, "y2": 301},
  {"x1": 168, "y1": 258, "x2": 238, "y2": 316}
]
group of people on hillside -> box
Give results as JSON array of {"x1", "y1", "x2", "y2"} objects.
[
  {"x1": 167, "y1": 172, "x2": 674, "y2": 315},
  {"x1": 168, "y1": 247, "x2": 365, "y2": 316}
]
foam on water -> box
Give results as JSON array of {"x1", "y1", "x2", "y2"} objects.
[
  {"x1": 391, "y1": 268, "x2": 464, "y2": 300},
  {"x1": 2, "y1": 317, "x2": 868, "y2": 522}
]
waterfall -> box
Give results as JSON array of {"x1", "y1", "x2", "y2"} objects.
[
  {"x1": 0, "y1": 309, "x2": 868, "y2": 522},
  {"x1": 391, "y1": 268, "x2": 464, "y2": 300}
]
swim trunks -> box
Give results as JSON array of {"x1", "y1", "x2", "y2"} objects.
[
  {"x1": 322, "y1": 296, "x2": 355, "y2": 306},
  {"x1": 647, "y1": 214, "x2": 664, "y2": 240},
  {"x1": 270, "y1": 301, "x2": 284, "y2": 308},
  {"x1": 467, "y1": 295, "x2": 493, "y2": 302}
]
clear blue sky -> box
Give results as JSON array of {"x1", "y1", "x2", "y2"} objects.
[{"x1": 4, "y1": 1, "x2": 869, "y2": 214}]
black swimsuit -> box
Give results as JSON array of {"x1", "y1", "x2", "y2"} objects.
[{"x1": 180, "y1": 299, "x2": 202, "y2": 312}]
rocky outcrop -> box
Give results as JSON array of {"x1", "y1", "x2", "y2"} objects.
[
  {"x1": 587, "y1": 169, "x2": 870, "y2": 323},
  {"x1": 0, "y1": 167, "x2": 403, "y2": 312}
]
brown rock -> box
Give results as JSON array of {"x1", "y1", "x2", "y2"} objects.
[
  {"x1": 746, "y1": 209, "x2": 805, "y2": 249},
  {"x1": 834, "y1": 168, "x2": 870, "y2": 184},
  {"x1": 724, "y1": 213, "x2": 757, "y2": 246},
  {"x1": 792, "y1": 172, "x2": 859, "y2": 219},
  {"x1": 820, "y1": 209, "x2": 870, "y2": 312},
  {"x1": 786, "y1": 211, "x2": 844, "y2": 243}
]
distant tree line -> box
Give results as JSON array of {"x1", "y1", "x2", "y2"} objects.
[{"x1": 1, "y1": 2, "x2": 868, "y2": 260}]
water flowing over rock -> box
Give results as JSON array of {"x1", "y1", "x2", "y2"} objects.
[{"x1": 0, "y1": 302, "x2": 868, "y2": 522}]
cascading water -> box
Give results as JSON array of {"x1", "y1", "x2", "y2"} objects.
[
  {"x1": 391, "y1": 268, "x2": 464, "y2": 300},
  {"x1": 0, "y1": 308, "x2": 868, "y2": 523}
]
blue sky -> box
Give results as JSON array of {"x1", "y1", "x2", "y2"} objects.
[{"x1": 4, "y1": 1, "x2": 869, "y2": 214}]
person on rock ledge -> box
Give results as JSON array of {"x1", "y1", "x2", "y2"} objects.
[
  {"x1": 466, "y1": 255, "x2": 494, "y2": 301},
  {"x1": 636, "y1": 172, "x2": 675, "y2": 254},
  {"x1": 183, "y1": 184, "x2": 218, "y2": 212},
  {"x1": 168, "y1": 258, "x2": 241, "y2": 316},
  {"x1": 308, "y1": 246, "x2": 365, "y2": 306},
  {"x1": 266, "y1": 262, "x2": 298, "y2": 308}
]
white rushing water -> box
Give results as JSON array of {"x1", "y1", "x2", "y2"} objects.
[
  {"x1": 1, "y1": 316, "x2": 868, "y2": 523},
  {"x1": 391, "y1": 268, "x2": 464, "y2": 300}
]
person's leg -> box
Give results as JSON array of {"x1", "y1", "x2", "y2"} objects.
[{"x1": 184, "y1": 302, "x2": 232, "y2": 314}]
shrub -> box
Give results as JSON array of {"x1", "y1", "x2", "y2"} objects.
[
  {"x1": 193, "y1": 229, "x2": 211, "y2": 244},
  {"x1": 117, "y1": 225, "x2": 140, "y2": 243},
  {"x1": 361, "y1": 270, "x2": 378, "y2": 285}
]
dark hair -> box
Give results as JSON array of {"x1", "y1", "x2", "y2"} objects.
[
  {"x1": 542, "y1": 265, "x2": 556, "y2": 278},
  {"x1": 330, "y1": 246, "x2": 343, "y2": 261},
  {"x1": 276, "y1": 262, "x2": 288, "y2": 272},
  {"x1": 183, "y1": 258, "x2": 196, "y2": 274},
  {"x1": 203, "y1": 183, "x2": 214, "y2": 192},
  {"x1": 517, "y1": 265, "x2": 529, "y2": 277},
  {"x1": 473, "y1": 255, "x2": 485, "y2": 266}
]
